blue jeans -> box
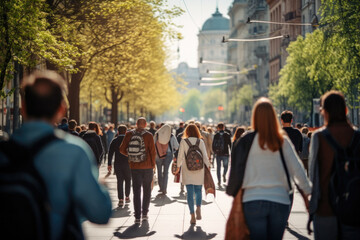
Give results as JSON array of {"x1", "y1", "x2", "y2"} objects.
[
  {"x1": 215, "y1": 155, "x2": 229, "y2": 183},
  {"x1": 186, "y1": 185, "x2": 202, "y2": 214},
  {"x1": 243, "y1": 200, "x2": 289, "y2": 240},
  {"x1": 155, "y1": 152, "x2": 172, "y2": 192},
  {"x1": 131, "y1": 169, "x2": 153, "y2": 219}
]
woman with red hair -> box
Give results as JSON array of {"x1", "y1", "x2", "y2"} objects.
[
  {"x1": 227, "y1": 98, "x2": 311, "y2": 239},
  {"x1": 176, "y1": 124, "x2": 210, "y2": 225}
]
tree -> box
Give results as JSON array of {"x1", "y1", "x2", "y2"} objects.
[
  {"x1": 269, "y1": 30, "x2": 334, "y2": 121},
  {"x1": 0, "y1": 0, "x2": 76, "y2": 96},
  {"x1": 320, "y1": 0, "x2": 360, "y2": 123},
  {"x1": 182, "y1": 89, "x2": 201, "y2": 120},
  {"x1": 80, "y1": 0, "x2": 182, "y2": 124},
  {"x1": 201, "y1": 88, "x2": 226, "y2": 120}
]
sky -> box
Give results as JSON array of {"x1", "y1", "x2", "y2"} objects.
[{"x1": 166, "y1": 0, "x2": 234, "y2": 70}]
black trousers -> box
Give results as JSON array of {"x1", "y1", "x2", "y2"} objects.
[
  {"x1": 114, "y1": 160, "x2": 131, "y2": 200},
  {"x1": 131, "y1": 169, "x2": 153, "y2": 219}
]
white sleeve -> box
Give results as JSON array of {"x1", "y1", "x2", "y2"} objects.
[
  {"x1": 283, "y1": 137, "x2": 312, "y2": 195},
  {"x1": 171, "y1": 134, "x2": 179, "y2": 151}
]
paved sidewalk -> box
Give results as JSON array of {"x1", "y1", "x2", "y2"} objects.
[{"x1": 83, "y1": 164, "x2": 314, "y2": 240}]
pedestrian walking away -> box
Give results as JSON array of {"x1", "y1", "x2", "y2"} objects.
[
  {"x1": 309, "y1": 90, "x2": 360, "y2": 240},
  {"x1": 154, "y1": 124, "x2": 179, "y2": 195},
  {"x1": 82, "y1": 122, "x2": 105, "y2": 169},
  {"x1": 227, "y1": 97, "x2": 311, "y2": 240},
  {"x1": 175, "y1": 124, "x2": 210, "y2": 225},
  {"x1": 120, "y1": 117, "x2": 156, "y2": 224},
  {"x1": 0, "y1": 71, "x2": 112, "y2": 240},
  {"x1": 108, "y1": 125, "x2": 132, "y2": 207},
  {"x1": 212, "y1": 122, "x2": 232, "y2": 187}
]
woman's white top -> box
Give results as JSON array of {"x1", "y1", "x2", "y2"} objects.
[
  {"x1": 177, "y1": 137, "x2": 210, "y2": 185},
  {"x1": 242, "y1": 134, "x2": 312, "y2": 205}
]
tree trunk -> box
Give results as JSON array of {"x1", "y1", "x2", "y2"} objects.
[
  {"x1": 69, "y1": 69, "x2": 82, "y2": 123},
  {"x1": 110, "y1": 88, "x2": 118, "y2": 125}
]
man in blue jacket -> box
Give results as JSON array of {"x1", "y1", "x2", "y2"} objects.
[{"x1": 8, "y1": 71, "x2": 112, "y2": 239}]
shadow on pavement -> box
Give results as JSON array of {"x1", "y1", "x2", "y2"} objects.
[
  {"x1": 111, "y1": 205, "x2": 131, "y2": 218},
  {"x1": 174, "y1": 225, "x2": 217, "y2": 239},
  {"x1": 151, "y1": 194, "x2": 177, "y2": 206},
  {"x1": 286, "y1": 227, "x2": 310, "y2": 240},
  {"x1": 113, "y1": 221, "x2": 156, "y2": 239}
]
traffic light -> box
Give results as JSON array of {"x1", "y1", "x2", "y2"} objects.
[
  {"x1": 218, "y1": 105, "x2": 224, "y2": 111},
  {"x1": 179, "y1": 107, "x2": 185, "y2": 113}
]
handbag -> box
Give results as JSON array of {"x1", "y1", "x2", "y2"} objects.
[
  {"x1": 174, "y1": 168, "x2": 181, "y2": 183},
  {"x1": 225, "y1": 188, "x2": 250, "y2": 240},
  {"x1": 204, "y1": 167, "x2": 216, "y2": 197}
]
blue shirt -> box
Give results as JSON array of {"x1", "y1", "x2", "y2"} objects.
[{"x1": 10, "y1": 121, "x2": 112, "y2": 240}]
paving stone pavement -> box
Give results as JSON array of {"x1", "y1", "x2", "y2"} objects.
[{"x1": 83, "y1": 163, "x2": 314, "y2": 240}]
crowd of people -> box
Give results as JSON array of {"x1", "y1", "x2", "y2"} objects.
[{"x1": 0, "y1": 70, "x2": 359, "y2": 240}]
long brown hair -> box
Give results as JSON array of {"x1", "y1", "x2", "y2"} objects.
[
  {"x1": 183, "y1": 124, "x2": 203, "y2": 139},
  {"x1": 232, "y1": 126, "x2": 245, "y2": 142},
  {"x1": 251, "y1": 98, "x2": 284, "y2": 152}
]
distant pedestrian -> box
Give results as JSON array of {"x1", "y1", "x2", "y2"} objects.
[
  {"x1": 82, "y1": 122, "x2": 104, "y2": 168},
  {"x1": 232, "y1": 126, "x2": 246, "y2": 143},
  {"x1": 120, "y1": 117, "x2": 156, "y2": 224},
  {"x1": 175, "y1": 124, "x2": 210, "y2": 225},
  {"x1": 227, "y1": 97, "x2": 311, "y2": 240},
  {"x1": 148, "y1": 121, "x2": 157, "y2": 136},
  {"x1": 281, "y1": 111, "x2": 303, "y2": 155},
  {"x1": 299, "y1": 127, "x2": 310, "y2": 175},
  {"x1": 107, "y1": 125, "x2": 115, "y2": 148},
  {"x1": 57, "y1": 117, "x2": 68, "y2": 132},
  {"x1": 68, "y1": 119, "x2": 79, "y2": 136},
  {"x1": 154, "y1": 124, "x2": 179, "y2": 195},
  {"x1": 108, "y1": 125, "x2": 131, "y2": 207},
  {"x1": 212, "y1": 122, "x2": 232, "y2": 187},
  {"x1": 309, "y1": 91, "x2": 360, "y2": 240},
  {"x1": 176, "y1": 121, "x2": 185, "y2": 137}
]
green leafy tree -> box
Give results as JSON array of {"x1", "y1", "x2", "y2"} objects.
[
  {"x1": 0, "y1": 0, "x2": 77, "y2": 96},
  {"x1": 182, "y1": 89, "x2": 201, "y2": 120}
]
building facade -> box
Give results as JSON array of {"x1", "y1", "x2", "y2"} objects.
[
  {"x1": 227, "y1": 0, "x2": 270, "y2": 123},
  {"x1": 198, "y1": 8, "x2": 230, "y2": 78}
]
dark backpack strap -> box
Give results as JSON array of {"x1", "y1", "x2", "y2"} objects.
[
  {"x1": 184, "y1": 138, "x2": 191, "y2": 147},
  {"x1": 279, "y1": 147, "x2": 293, "y2": 193},
  {"x1": 195, "y1": 139, "x2": 200, "y2": 147}
]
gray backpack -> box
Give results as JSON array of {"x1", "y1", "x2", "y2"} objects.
[{"x1": 128, "y1": 130, "x2": 146, "y2": 163}]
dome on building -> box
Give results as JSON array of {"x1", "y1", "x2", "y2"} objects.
[{"x1": 201, "y1": 8, "x2": 230, "y2": 31}]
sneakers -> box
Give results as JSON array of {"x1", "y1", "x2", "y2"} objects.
[
  {"x1": 223, "y1": 175, "x2": 227, "y2": 183},
  {"x1": 134, "y1": 218, "x2": 141, "y2": 224},
  {"x1": 118, "y1": 199, "x2": 124, "y2": 207},
  {"x1": 125, "y1": 197, "x2": 130, "y2": 203},
  {"x1": 142, "y1": 215, "x2": 148, "y2": 221},
  {"x1": 217, "y1": 182, "x2": 221, "y2": 187}
]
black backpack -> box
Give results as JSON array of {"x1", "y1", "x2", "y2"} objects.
[
  {"x1": 0, "y1": 134, "x2": 58, "y2": 240},
  {"x1": 184, "y1": 138, "x2": 204, "y2": 171},
  {"x1": 213, "y1": 132, "x2": 225, "y2": 155},
  {"x1": 323, "y1": 129, "x2": 360, "y2": 226}
]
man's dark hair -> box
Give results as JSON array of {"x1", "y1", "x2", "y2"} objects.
[
  {"x1": 217, "y1": 122, "x2": 224, "y2": 130},
  {"x1": 179, "y1": 122, "x2": 184, "y2": 127},
  {"x1": 68, "y1": 119, "x2": 77, "y2": 130},
  {"x1": 281, "y1": 110, "x2": 293, "y2": 123},
  {"x1": 117, "y1": 125, "x2": 127, "y2": 134},
  {"x1": 21, "y1": 71, "x2": 67, "y2": 119},
  {"x1": 322, "y1": 90, "x2": 347, "y2": 125}
]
